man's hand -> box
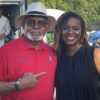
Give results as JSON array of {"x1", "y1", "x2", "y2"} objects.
[{"x1": 19, "y1": 72, "x2": 46, "y2": 90}]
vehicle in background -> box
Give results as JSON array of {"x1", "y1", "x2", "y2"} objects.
[{"x1": 0, "y1": 0, "x2": 26, "y2": 41}]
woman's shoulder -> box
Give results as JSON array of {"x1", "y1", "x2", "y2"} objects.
[
  {"x1": 78, "y1": 45, "x2": 94, "y2": 55},
  {"x1": 82, "y1": 45, "x2": 95, "y2": 53}
]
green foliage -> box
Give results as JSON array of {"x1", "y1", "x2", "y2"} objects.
[
  {"x1": 47, "y1": 32, "x2": 54, "y2": 44},
  {"x1": 27, "y1": 0, "x2": 100, "y2": 42}
]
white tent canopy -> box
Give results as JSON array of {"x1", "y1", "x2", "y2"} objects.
[
  {"x1": 47, "y1": 9, "x2": 65, "y2": 20},
  {"x1": 43, "y1": 9, "x2": 65, "y2": 43}
]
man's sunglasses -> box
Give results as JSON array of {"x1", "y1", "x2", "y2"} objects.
[{"x1": 25, "y1": 18, "x2": 48, "y2": 28}]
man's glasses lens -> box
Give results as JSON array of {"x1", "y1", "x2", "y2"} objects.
[{"x1": 26, "y1": 19, "x2": 48, "y2": 27}]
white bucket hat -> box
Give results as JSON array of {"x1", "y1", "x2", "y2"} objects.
[{"x1": 16, "y1": 2, "x2": 56, "y2": 32}]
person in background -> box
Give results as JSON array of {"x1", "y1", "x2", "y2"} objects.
[
  {"x1": 0, "y1": 2, "x2": 57, "y2": 100},
  {"x1": 54, "y1": 11, "x2": 100, "y2": 100},
  {"x1": 0, "y1": 7, "x2": 11, "y2": 47},
  {"x1": 88, "y1": 30, "x2": 100, "y2": 48}
]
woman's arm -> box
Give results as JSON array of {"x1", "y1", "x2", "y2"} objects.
[{"x1": 94, "y1": 48, "x2": 100, "y2": 75}]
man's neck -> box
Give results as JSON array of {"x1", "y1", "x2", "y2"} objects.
[
  {"x1": 25, "y1": 37, "x2": 43, "y2": 49},
  {"x1": 29, "y1": 41, "x2": 42, "y2": 49}
]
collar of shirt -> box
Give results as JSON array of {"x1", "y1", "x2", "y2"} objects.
[{"x1": 19, "y1": 34, "x2": 49, "y2": 51}]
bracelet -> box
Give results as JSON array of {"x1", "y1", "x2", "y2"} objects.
[{"x1": 13, "y1": 81, "x2": 20, "y2": 91}]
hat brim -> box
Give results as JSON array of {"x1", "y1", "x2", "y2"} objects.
[{"x1": 16, "y1": 14, "x2": 56, "y2": 32}]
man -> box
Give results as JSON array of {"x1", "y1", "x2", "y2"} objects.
[
  {"x1": 0, "y1": 2, "x2": 57, "y2": 100},
  {"x1": 0, "y1": 8, "x2": 11, "y2": 47}
]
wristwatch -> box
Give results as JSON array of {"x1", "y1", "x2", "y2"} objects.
[{"x1": 13, "y1": 81, "x2": 20, "y2": 91}]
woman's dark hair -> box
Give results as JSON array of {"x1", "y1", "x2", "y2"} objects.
[{"x1": 54, "y1": 11, "x2": 88, "y2": 54}]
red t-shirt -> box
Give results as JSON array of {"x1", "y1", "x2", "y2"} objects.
[{"x1": 0, "y1": 35, "x2": 57, "y2": 100}]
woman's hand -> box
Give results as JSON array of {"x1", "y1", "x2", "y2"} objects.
[{"x1": 0, "y1": 34, "x2": 5, "y2": 40}]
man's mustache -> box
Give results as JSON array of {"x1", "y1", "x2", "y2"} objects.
[{"x1": 29, "y1": 29, "x2": 41, "y2": 33}]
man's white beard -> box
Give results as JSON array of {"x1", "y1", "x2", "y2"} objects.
[
  {"x1": 24, "y1": 29, "x2": 44, "y2": 41},
  {"x1": 26, "y1": 33, "x2": 44, "y2": 41}
]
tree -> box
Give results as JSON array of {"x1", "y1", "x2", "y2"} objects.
[{"x1": 27, "y1": 0, "x2": 100, "y2": 31}]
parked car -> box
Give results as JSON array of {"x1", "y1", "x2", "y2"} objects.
[{"x1": 0, "y1": 0, "x2": 26, "y2": 41}]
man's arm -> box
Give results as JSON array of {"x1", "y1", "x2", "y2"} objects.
[
  {"x1": 0, "y1": 82, "x2": 14, "y2": 95},
  {"x1": 5, "y1": 18, "x2": 11, "y2": 36},
  {"x1": 0, "y1": 34, "x2": 5, "y2": 40},
  {"x1": 0, "y1": 18, "x2": 11, "y2": 40},
  {"x1": 0, "y1": 72, "x2": 46, "y2": 95}
]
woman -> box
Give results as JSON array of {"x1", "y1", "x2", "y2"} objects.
[{"x1": 54, "y1": 11, "x2": 100, "y2": 100}]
